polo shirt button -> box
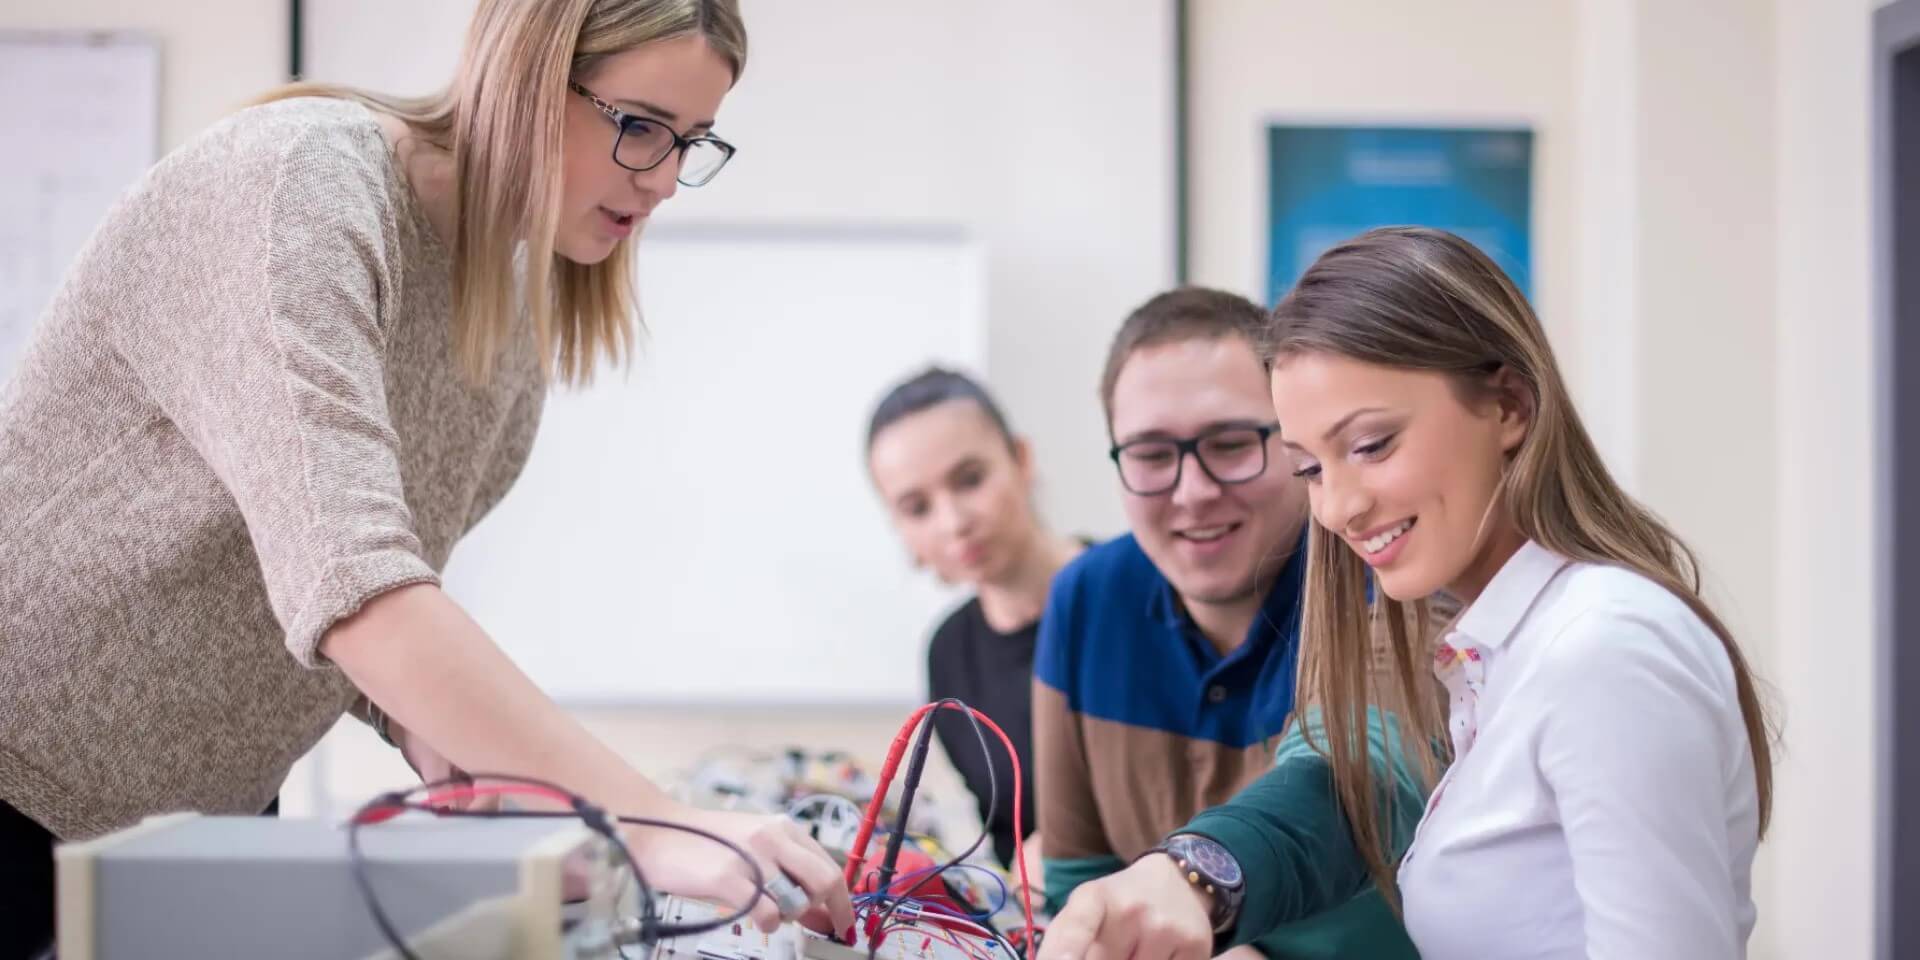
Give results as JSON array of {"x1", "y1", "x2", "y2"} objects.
[{"x1": 1207, "y1": 685, "x2": 1227, "y2": 704}]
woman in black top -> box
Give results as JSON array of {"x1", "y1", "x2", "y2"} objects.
[{"x1": 865, "y1": 368, "x2": 1085, "y2": 872}]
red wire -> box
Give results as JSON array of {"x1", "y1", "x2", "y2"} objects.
[
  {"x1": 352, "y1": 783, "x2": 573, "y2": 824},
  {"x1": 842, "y1": 704, "x2": 934, "y2": 887},
  {"x1": 842, "y1": 702, "x2": 1035, "y2": 949},
  {"x1": 878, "y1": 924, "x2": 992, "y2": 960}
]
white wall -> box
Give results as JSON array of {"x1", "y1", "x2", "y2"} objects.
[
  {"x1": 1570, "y1": 0, "x2": 1640, "y2": 483},
  {"x1": 1187, "y1": 0, "x2": 1577, "y2": 346},
  {"x1": 661, "y1": 0, "x2": 1173, "y2": 541},
  {"x1": 0, "y1": 0, "x2": 283, "y2": 151},
  {"x1": 1569, "y1": 2, "x2": 1899, "y2": 955},
  {"x1": 1772, "y1": 0, "x2": 1884, "y2": 956},
  {"x1": 1630, "y1": 0, "x2": 1779, "y2": 660},
  {"x1": 1598, "y1": 3, "x2": 1783, "y2": 951}
]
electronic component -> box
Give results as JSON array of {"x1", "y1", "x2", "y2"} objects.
[
  {"x1": 644, "y1": 895, "x2": 1009, "y2": 960},
  {"x1": 677, "y1": 747, "x2": 952, "y2": 857},
  {"x1": 54, "y1": 812, "x2": 627, "y2": 960},
  {"x1": 50, "y1": 699, "x2": 1040, "y2": 960}
]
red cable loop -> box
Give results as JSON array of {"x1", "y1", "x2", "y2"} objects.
[{"x1": 841, "y1": 702, "x2": 1035, "y2": 949}]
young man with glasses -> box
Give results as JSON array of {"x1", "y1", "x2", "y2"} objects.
[{"x1": 1033, "y1": 288, "x2": 1423, "y2": 958}]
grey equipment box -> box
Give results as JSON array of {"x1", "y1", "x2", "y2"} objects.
[{"x1": 55, "y1": 812, "x2": 626, "y2": 960}]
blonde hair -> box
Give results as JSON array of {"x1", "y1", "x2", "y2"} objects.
[
  {"x1": 255, "y1": 0, "x2": 746, "y2": 385},
  {"x1": 1266, "y1": 226, "x2": 1776, "y2": 907}
]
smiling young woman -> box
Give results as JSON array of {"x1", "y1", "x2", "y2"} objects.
[{"x1": 1267, "y1": 226, "x2": 1774, "y2": 959}]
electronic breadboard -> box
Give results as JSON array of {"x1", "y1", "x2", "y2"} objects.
[{"x1": 642, "y1": 895, "x2": 1013, "y2": 960}]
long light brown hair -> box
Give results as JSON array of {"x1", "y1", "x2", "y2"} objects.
[
  {"x1": 1266, "y1": 226, "x2": 1775, "y2": 905},
  {"x1": 255, "y1": 0, "x2": 746, "y2": 384}
]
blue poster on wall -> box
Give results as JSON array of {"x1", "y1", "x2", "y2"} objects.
[{"x1": 1266, "y1": 125, "x2": 1533, "y2": 305}]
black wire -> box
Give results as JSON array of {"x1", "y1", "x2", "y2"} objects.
[
  {"x1": 925, "y1": 699, "x2": 996, "y2": 870},
  {"x1": 348, "y1": 772, "x2": 641, "y2": 960},
  {"x1": 365, "y1": 803, "x2": 654, "y2": 960},
  {"x1": 864, "y1": 699, "x2": 1004, "y2": 958},
  {"x1": 407, "y1": 807, "x2": 772, "y2": 938},
  {"x1": 615, "y1": 814, "x2": 769, "y2": 938},
  {"x1": 345, "y1": 772, "x2": 766, "y2": 958},
  {"x1": 346, "y1": 797, "x2": 425, "y2": 960},
  {"x1": 346, "y1": 707, "x2": 1004, "y2": 960},
  {"x1": 872, "y1": 707, "x2": 940, "y2": 903}
]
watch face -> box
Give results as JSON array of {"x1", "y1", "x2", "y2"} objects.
[{"x1": 1180, "y1": 836, "x2": 1242, "y2": 886}]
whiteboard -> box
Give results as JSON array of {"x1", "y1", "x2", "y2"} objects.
[
  {"x1": 442, "y1": 225, "x2": 986, "y2": 705},
  {"x1": 0, "y1": 32, "x2": 160, "y2": 383}
]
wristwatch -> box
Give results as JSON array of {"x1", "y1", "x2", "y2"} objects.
[{"x1": 1149, "y1": 833, "x2": 1246, "y2": 937}]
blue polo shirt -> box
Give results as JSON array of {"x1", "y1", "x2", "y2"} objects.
[
  {"x1": 1031, "y1": 532, "x2": 1418, "y2": 959},
  {"x1": 1035, "y1": 532, "x2": 1303, "y2": 753}
]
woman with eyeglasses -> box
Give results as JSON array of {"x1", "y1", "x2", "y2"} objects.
[{"x1": 0, "y1": 2, "x2": 853, "y2": 954}]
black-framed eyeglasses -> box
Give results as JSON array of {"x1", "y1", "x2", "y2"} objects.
[
  {"x1": 569, "y1": 81, "x2": 736, "y2": 187},
  {"x1": 1108, "y1": 422, "x2": 1280, "y2": 496}
]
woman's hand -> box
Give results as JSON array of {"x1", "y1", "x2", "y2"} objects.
[
  {"x1": 393, "y1": 723, "x2": 497, "y2": 811},
  {"x1": 328, "y1": 590, "x2": 852, "y2": 934},
  {"x1": 1037, "y1": 853, "x2": 1215, "y2": 960},
  {"x1": 623, "y1": 806, "x2": 855, "y2": 935}
]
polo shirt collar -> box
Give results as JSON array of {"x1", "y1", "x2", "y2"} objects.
[{"x1": 1145, "y1": 529, "x2": 1309, "y2": 657}]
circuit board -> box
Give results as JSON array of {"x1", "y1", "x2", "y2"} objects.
[{"x1": 640, "y1": 895, "x2": 1014, "y2": 960}]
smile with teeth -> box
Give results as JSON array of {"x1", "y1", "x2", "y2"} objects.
[
  {"x1": 1362, "y1": 519, "x2": 1414, "y2": 555},
  {"x1": 1179, "y1": 524, "x2": 1237, "y2": 543}
]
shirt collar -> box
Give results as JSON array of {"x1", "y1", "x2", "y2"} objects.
[
  {"x1": 1147, "y1": 569, "x2": 1181, "y2": 627},
  {"x1": 1145, "y1": 529, "x2": 1309, "y2": 654},
  {"x1": 1448, "y1": 540, "x2": 1572, "y2": 653}
]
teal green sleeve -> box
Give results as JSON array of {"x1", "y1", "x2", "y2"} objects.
[
  {"x1": 1181, "y1": 706, "x2": 1433, "y2": 950},
  {"x1": 1041, "y1": 853, "x2": 1125, "y2": 915},
  {"x1": 1247, "y1": 888, "x2": 1413, "y2": 960}
]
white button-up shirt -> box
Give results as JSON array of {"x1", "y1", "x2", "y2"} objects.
[{"x1": 1397, "y1": 541, "x2": 1760, "y2": 959}]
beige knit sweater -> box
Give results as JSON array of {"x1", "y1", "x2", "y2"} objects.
[{"x1": 0, "y1": 97, "x2": 546, "y2": 840}]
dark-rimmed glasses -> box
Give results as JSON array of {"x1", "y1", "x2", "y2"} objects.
[
  {"x1": 569, "y1": 81, "x2": 736, "y2": 187},
  {"x1": 1108, "y1": 423, "x2": 1280, "y2": 496}
]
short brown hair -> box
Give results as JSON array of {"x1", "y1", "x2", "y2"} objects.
[{"x1": 1099, "y1": 286, "x2": 1269, "y2": 425}]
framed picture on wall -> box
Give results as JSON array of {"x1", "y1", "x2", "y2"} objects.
[{"x1": 1264, "y1": 124, "x2": 1534, "y2": 304}]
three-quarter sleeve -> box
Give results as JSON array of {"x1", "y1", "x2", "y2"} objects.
[{"x1": 104, "y1": 122, "x2": 437, "y2": 666}]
